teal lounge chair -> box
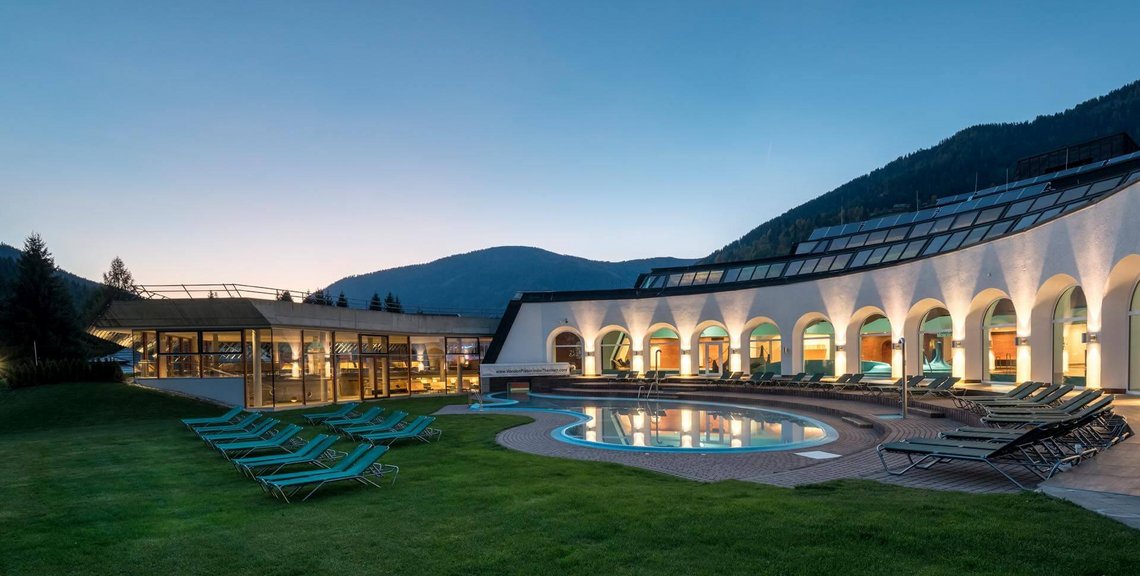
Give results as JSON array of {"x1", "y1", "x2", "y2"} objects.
[
  {"x1": 215, "y1": 424, "x2": 304, "y2": 459},
  {"x1": 182, "y1": 407, "x2": 243, "y2": 429},
  {"x1": 202, "y1": 418, "x2": 280, "y2": 446},
  {"x1": 341, "y1": 411, "x2": 409, "y2": 440},
  {"x1": 325, "y1": 407, "x2": 384, "y2": 432},
  {"x1": 260, "y1": 445, "x2": 397, "y2": 502},
  {"x1": 360, "y1": 416, "x2": 440, "y2": 445},
  {"x1": 302, "y1": 402, "x2": 359, "y2": 424},
  {"x1": 194, "y1": 413, "x2": 264, "y2": 437},
  {"x1": 233, "y1": 434, "x2": 340, "y2": 477}
]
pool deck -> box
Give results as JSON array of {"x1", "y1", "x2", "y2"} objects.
[{"x1": 436, "y1": 386, "x2": 1051, "y2": 493}]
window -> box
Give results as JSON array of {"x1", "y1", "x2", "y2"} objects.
[
  {"x1": 132, "y1": 330, "x2": 157, "y2": 378},
  {"x1": 960, "y1": 226, "x2": 989, "y2": 247},
  {"x1": 723, "y1": 268, "x2": 742, "y2": 283},
  {"x1": 784, "y1": 260, "x2": 804, "y2": 276},
  {"x1": 795, "y1": 242, "x2": 817, "y2": 255},
  {"x1": 1005, "y1": 199, "x2": 1034, "y2": 218},
  {"x1": 552, "y1": 332, "x2": 584, "y2": 374},
  {"x1": 799, "y1": 258, "x2": 820, "y2": 275},
  {"x1": 976, "y1": 206, "x2": 1004, "y2": 224},
  {"x1": 951, "y1": 212, "x2": 977, "y2": 230},
  {"x1": 886, "y1": 227, "x2": 909, "y2": 242},
  {"x1": 749, "y1": 323, "x2": 782, "y2": 374},
  {"x1": 859, "y1": 315, "x2": 893, "y2": 378},
  {"x1": 829, "y1": 237, "x2": 849, "y2": 251},
  {"x1": 159, "y1": 331, "x2": 199, "y2": 378},
  {"x1": 816, "y1": 255, "x2": 835, "y2": 272},
  {"x1": 930, "y1": 217, "x2": 954, "y2": 234},
  {"x1": 920, "y1": 308, "x2": 953, "y2": 376},
  {"x1": 410, "y1": 336, "x2": 446, "y2": 395},
  {"x1": 447, "y1": 336, "x2": 484, "y2": 391},
  {"x1": 679, "y1": 272, "x2": 696, "y2": 286},
  {"x1": 865, "y1": 230, "x2": 888, "y2": 245},
  {"x1": 1058, "y1": 185, "x2": 1089, "y2": 204},
  {"x1": 984, "y1": 299, "x2": 1018, "y2": 383},
  {"x1": 707, "y1": 270, "x2": 724, "y2": 284},
  {"x1": 900, "y1": 239, "x2": 926, "y2": 259},
  {"x1": 751, "y1": 265, "x2": 770, "y2": 280},
  {"x1": 851, "y1": 249, "x2": 873, "y2": 268},
  {"x1": 866, "y1": 246, "x2": 890, "y2": 265},
  {"x1": 1053, "y1": 287, "x2": 1088, "y2": 387},
  {"x1": 201, "y1": 331, "x2": 243, "y2": 378},
  {"x1": 922, "y1": 235, "x2": 949, "y2": 256},
  {"x1": 802, "y1": 320, "x2": 835, "y2": 377},
  {"x1": 908, "y1": 221, "x2": 934, "y2": 238},
  {"x1": 985, "y1": 220, "x2": 1013, "y2": 239},
  {"x1": 738, "y1": 267, "x2": 756, "y2": 281},
  {"x1": 1029, "y1": 192, "x2": 1061, "y2": 212},
  {"x1": 1037, "y1": 206, "x2": 1064, "y2": 223},
  {"x1": 940, "y1": 230, "x2": 970, "y2": 252},
  {"x1": 692, "y1": 271, "x2": 710, "y2": 286},
  {"x1": 334, "y1": 332, "x2": 361, "y2": 400},
  {"x1": 766, "y1": 263, "x2": 785, "y2": 278},
  {"x1": 881, "y1": 243, "x2": 906, "y2": 263},
  {"x1": 1011, "y1": 213, "x2": 1039, "y2": 232},
  {"x1": 847, "y1": 233, "x2": 869, "y2": 248},
  {"x1": 830, "y1": 253, "x2": 852, "y2": 270}
]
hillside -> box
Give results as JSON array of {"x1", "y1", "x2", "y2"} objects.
[
  {"x1": 325, "y1": 246, "x2": 695, "y2": 313},
  {"x1": 707, "y1": 79, "x2": 1140, "y2": 263},
  {"x1": 0, "y1": 242, "x2": 101, "y2": 312}
]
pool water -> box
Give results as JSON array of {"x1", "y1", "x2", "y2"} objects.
[{"x1": 480, "y1": 392, "x2": 838, "y2": 453}]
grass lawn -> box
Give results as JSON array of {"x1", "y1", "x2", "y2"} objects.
[{"x1": 1, "y1": 383, "x2": 1137, "y2": 576}]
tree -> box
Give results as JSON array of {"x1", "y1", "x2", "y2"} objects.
[
  {"x1": 278, "y1": 290, "x2": 294, "y2": 302},
  {"x1": 102, "y1": 256, "x2": 136, "y2": 293},
  {"x1": 0, "y1": 233, "x2": 82, "y2": 361},
  {"x1": 383, "y1": 292, "x2": 403, "y2": 314},
  {"x1": 368, "y1": 292, "x2": 383, "y2": 311},
  {"x1": 303, "y1": 289, "x2": 330, "y2": 306},
  {"x1": 335, "y1": 291, "x2": 348, "y2": 308}
]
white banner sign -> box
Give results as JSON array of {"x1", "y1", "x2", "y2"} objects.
[{"x1": 479, "y1": 362, "x2": 571, "y2": 378}]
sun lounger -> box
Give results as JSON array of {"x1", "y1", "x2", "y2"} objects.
[
  {"x1": 952, "y1": 381, "x2": 1045, "y2": 410},
  {"x1": 260, "y1": 445, "x2": 398, "y2": 502},
  {"x1": 181, "y1": 407, "x2": 244, "y2": 429},
  {"x1": 233, "y1": 434, "x2": 341, "y2": 477},
  {"x1": 359, "y1": 416, "x2": 440, "y2": 445},
  {"x1": 983, "y1": 389, "x2": 1101, "y2": 416},
  {"x1": 302, "y1": 402, "x2": 359, "y2": 424},
  {"x1": 215, "y1": 424, "x2": 305, "y2": 459},
  {"x1": 202, "y1": 418, "x2": 280, "y2": 446},
  {"x1": 834, "y1": 373, "x2": 864, "y2": 391},
  {"x1": 325, "y1": 407, "x2": 384, "y2": 431},
  {"x1": 982, "y1": 395, "x2": 1112, "y2": 427},
  {"x1": 341, "y1": 411, "x2": 410, "y2": 440},
  {"x1": 193, "y1": 413, "x2": 264, "y2": 437}
]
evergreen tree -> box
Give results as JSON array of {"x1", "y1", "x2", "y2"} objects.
[
  {"x1": 383, "y1": 292, "x2": 403, "y2": 313},
  {"x1": 368, "y1": 292, "x2": 383, "y2": 311},
  {"x1": 0, "y1": 233, "x2": 82, "y2": 361},
  {"x1": 102, "y1": 256, "x2": 136, "y2": 293},
  {"x1": 336, "y1": 291, "x2": 348, "y2": 308},
  {"x1": 278, "y1": 290, "x2": 294, "y2": 302}
]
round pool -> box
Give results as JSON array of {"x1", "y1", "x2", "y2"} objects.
[{"x1": 478, "y1": 392, "x2": 838, "y2": 453}]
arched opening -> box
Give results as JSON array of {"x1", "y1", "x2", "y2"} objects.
[
  {"x1": 748, "y1": 323, "x2": 782, "y2": 374},
  {"x1": 983, "y1": 299, "x2": 1017, "y2": 383},
  {"x1": 920, "y1": 308, "x2": 953, "y2": 377},
  {"x1": 1131, "y1": 282, "x2": 1140, "y2": 392},
  {"x1": 647, "y1": 327, "x2": 682, "y2": 374},
  {"x1": 802, "y1": 320, "x2": 835, "y2": 376},
  {"x1": 551, "y1": 331, "x2": 583, "y2": 374},
  {"x1": 1053, "y1": 286, "x2": 1088, "y2": 386},
  {"x1": 858, "y1": 315, "x2": 893, "y2": 377},
  {"x1": 599, "y1": 330, "x2": 632, "y2": 374},
  {"x1": 697, "y1": 326, "x2": 730, "y2": 374}
]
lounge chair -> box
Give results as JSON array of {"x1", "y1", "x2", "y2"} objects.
[
  {"x1": 982, "y1": 395, "x2": 1112, "y2": 427},
  {"x1": 775, "y1": 373, "x2": 807, "y2": 387},
  {"x1": 833, "y1": 373, "x2": 864, "y2": 392},
  {"x1": 359, "y1": 416, "x2": 440, "y2": 445},
  {"x1": 971, "y1": 384, "x2": 1074, "y2": 414},
  {"x1": 233, "y1": 434, "x2": 341, "y2": 477},
  {"x1": 259, "y1": 445, "x2": 398, "y2": 502},
  {"x1": 215, "y1": 424, "x2": 305, "y2": 459},
  {"x1": 983, "y1": 389, "x2": 1101, "y2": 416},
  {"x1": 325, "y1": 407, "x2": 384, "y2": 432},
  {"x1": 746, "y1": 372, "x2": 775, "y2": 386},
  {"x1": 877, "y1": 420, "x2": 1092, "y2": 489},
  {"x1": 193, "y1": 413, "x2": 264, "y2": 437},
  {"x1": 951, "y1": 381, "x2": 1045, "y2": 410},
  {"x1": 341, "y1": 411, "x2": 410, "y2": 440},
  {"x1": 202, "y1": 418, "x2": 280, "y2": 446},
  {"x1": 302, "y1": 402, "x2": 359, "y2": 424},
  {"x1": 181, "y1": 407, "x2": 244, "y2": 429}
]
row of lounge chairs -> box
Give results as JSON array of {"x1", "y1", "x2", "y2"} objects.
[
  {"x1": 878, "y1": 384, "x2": 1133, "y2": 489},
  {"x1": 179, "y1": 402, "x2": 442, "y2": 502},
  {"x1": 613, "y1": 369, "x2": 963, "y2": 397}
]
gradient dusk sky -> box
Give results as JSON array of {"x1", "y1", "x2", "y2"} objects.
[{"x1": 2, "y1": 1, "x2": 1139, "y2": 289}]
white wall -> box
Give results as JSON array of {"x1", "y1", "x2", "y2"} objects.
[
  {"x1": 137, "y1": 377, "x2": 245, "y2": 407},
  {"x1": 495, "y1": 179, "x2": 1140, "y2": 390}
]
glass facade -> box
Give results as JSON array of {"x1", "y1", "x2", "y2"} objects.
[
  {"x1": 919, "y1": 308, "x2": 953, "y2": 376},
  {"x1": 802, "y1": 320, "x2": 835, "y2": 376},
  {"x1": 1131, "y1": 284, "x2": 1140, "y2": 392},
  {"x1": 984, "y1": 299, "x2": 1017, "y2": 383},
  {"x1": 647, "y1": 328, "x2": 681, "y2": 373},
  {"x1": 1053, "y1": 286, "x2": 1088, "y2": 386},
  {"x1": 858, "y1": 315, "x2": 893, "y2": 377},
  {"x1": 748, "y1": 323, "x2": 781, "y2": 374},
  {"x1": 697, "y1": 326, "x2": 729, "y2": 374},
  {"x1": 552, "y1": 332, "x2": 584, "y2": 374},
  {"x1": 131, "y1": 327, "x2": 485, "y2": 407},
  {"x1": 599, "y1": 331, "x2": 632, "y2": 373}
]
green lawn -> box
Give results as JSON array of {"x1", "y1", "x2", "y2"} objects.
[{"x1": 0, "y1": 383, "x2": 1136, "y2": 576}]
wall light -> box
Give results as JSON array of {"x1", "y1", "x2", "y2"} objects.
[
  {"x1": 1015, "y1": 337, "x2": 1030, "y2": 346},
  {"x1": 835, "y1": 344, "x2": 846, "y2": 352},
  {"x1": 730, "y1": 348, "x2": 740, "y2": 355},
  {"x1": 585, "y1": 350, "x2": 594, "y2": 357},
  {"x1": 1083, "y1": 332, "x2": 1100, "y2": 344},
  {"x1": 633, "y1": 350, "x2": 642, "y2": 356},
  {"x1": 951, "y1": 340, "x2": 964, "y2": 349}
]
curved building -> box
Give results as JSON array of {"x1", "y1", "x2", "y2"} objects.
[{"x1": 486, "y1": 150, "x2": 1140, "y2": 394}]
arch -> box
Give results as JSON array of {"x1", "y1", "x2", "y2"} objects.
[
  {"x1": 982, "y1": 298, "x2": 1019, "y2": 383},
  {"x1": 1096, "y1": 255, "x2": 1140, "y2": 391},
  {"x1": 1031, "y1": 273, "x2": 1080, "y2": 382},
  {"x1": 1052, "y1": 285, "x2": 1088, "y2": 386},
  {"x1": 546, "y1": 327, "x2": 584, "y2": 374},
  {"x1": 745, "y1": 318, "x2": 782, "y2": 375},
  {"x1": 858, "y1": 313, "x2": 893, "y2": 377},
  {"x1": 964, "y1": 288, "x2": 1014, "y2": 382},
  {"x1": 794, "y1": 312, "x2": 835, "y2": 377},
  {"x1": 594, "y1": 325, "x2": 632, "y2": 375},
  {"x1": 643, "y1": 322, "x2": 682, "y2": 374},
  {"x1": 903, "y1": 298, "x2": 953, "y2": 378}
]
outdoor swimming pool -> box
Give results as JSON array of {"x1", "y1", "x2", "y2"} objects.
[{"x1": 477, "y1": 392, "x2": 838, "y2": 453}]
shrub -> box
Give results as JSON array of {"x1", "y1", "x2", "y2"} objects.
[{"x1": 0, "y1": 359, "x2": 124, "y2": 389}]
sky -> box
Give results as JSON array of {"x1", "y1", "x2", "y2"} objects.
[{"x1": 2, "y1": 0, "x2": 1140, "y2": 290}]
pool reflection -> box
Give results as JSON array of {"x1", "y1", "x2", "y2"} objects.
[{"x1": 563, "y1": 405, "x2": 828, "y2": 450}]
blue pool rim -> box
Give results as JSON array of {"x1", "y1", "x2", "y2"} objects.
[{"x1": 472, "y1": 391, "x2": 840, "y2": 454}]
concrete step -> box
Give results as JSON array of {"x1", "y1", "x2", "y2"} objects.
[
  {"x1": 908, "y1": 406, "x2": 946, "y2": 418},
  {"x1": 841, "y1": 416, "x2": 874, "y2": 429}
]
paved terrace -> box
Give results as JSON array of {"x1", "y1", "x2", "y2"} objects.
[{"x1": 436, "y1": 382, "x2": 1067, "y2": 494}]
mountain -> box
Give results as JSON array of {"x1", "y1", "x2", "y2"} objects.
[
  {"x1": 325, "y1": 246, "x2": 696, "y2": 314},
  {"x1": 707, "y1": 79, "x2": 1140, "y2": 263},
  {"x1": 0, "y1": 242, "x2": 102, "y2": 311}
]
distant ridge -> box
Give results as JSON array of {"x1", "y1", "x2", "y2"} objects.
[
  {"x1": 707, "y1": 79, "x2": 1140, "y2": 263},
  {"x1": 0, "y1": 242, "x2": 102, "y2": 311},
  {"x1": 325, "y1": 246, "x2": 696, "y2": 313}
]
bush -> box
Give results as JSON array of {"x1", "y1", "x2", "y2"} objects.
[{"x1": 0, "y1": 359, "x2": 124, "y2": 389}]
